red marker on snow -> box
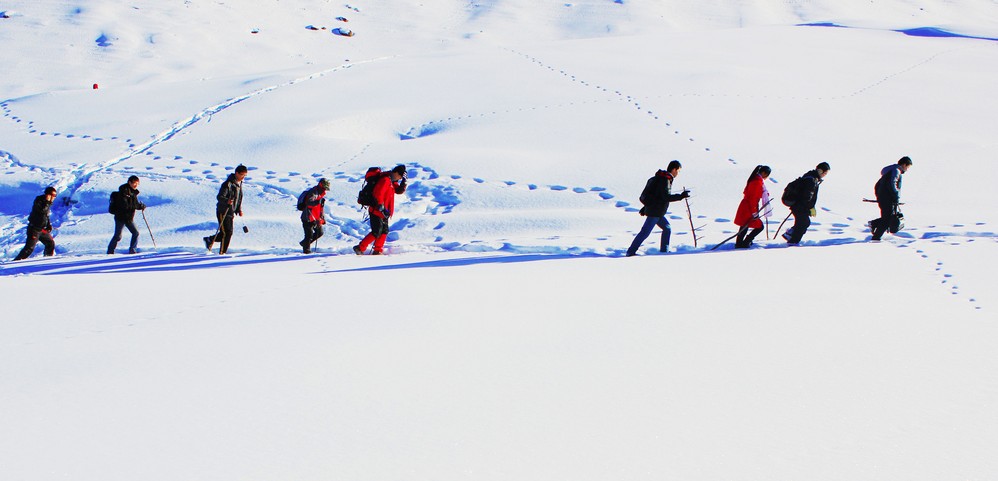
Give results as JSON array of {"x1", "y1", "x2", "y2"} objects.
[{"x1": 93, "y1": 83, "x2": 99, "y2": 90}]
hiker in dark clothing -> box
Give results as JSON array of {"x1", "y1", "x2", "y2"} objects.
[
  {"x1": 299, "y1": 178, "x2": 329, "y2": 254},
  {"x1": 107, "y1": 175, "x2": 147, "y2": 254},
  {"x1": 626, "y1": 160, "x2": 690, "y2": 256},
  {"x1": 784, "y1": 162, "x2": 830, "y2": 245},
  {"x1": 13, "y1": 187, "x2": 58, "y2": 261},
  {"x1": 203, "y1": 164, "x2": 246, "y2": 254},
  {"x1": 870, "y1": 156, "x2": 912, "y2": 241}
]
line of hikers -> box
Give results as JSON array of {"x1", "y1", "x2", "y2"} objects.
[
  {"x1": 12, "y1": 163, "x2": 409, "y2": 260},
  {"x1": 11, "y1": 157, "x2": 910, "y2": 261},
  {"x1": 625, "y1": 156, "x2": 912, "y2": 255}
]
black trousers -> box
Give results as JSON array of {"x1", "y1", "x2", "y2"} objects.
[
  {"x1": 871, "y1": 201, "x2": 898, "y2": 240},
  {"x1": 787, "y1": 207, "x2": 811, "y2": 244},
  {"x1": 212, "y1": 211, "x2": 234, "y2": 254},
  {"x1": 301, "y1": 221, "x2": 324, "y2": 246},
  {"x1": 14, "y1": 227, "x2": 55, "y2": 260}
]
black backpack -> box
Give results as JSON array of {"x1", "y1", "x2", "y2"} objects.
[
  {"x1": 108, "y1": 191, "x2": 122, "y2": 215},
  {"x1": 781, "y1": 177, "x2": 807, "y2": 207},
  {"x1": 296, "y1": 188, "x2": 311, "y2": 211},
  {"x1": 357, "y1": 167, "x2": 382, "y2": 206}
]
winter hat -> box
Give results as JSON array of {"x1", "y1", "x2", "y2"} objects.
[
  {"x1": 816, "y1": 162, "x2": 831, "y2": 171},
  {"x1": 318, "y1": 178, "x2": 330, "y2": 190},
  {"x1": 391, "y1": 164, "x2": 407, "y2": 175}
]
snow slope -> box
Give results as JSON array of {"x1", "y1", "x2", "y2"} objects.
[{"x1": 1, "y1": 1, "x2": 996, "y2": 480}]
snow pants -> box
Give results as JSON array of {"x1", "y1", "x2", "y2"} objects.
[{"x1": 358, "y1": 215, "x2": 390, "y2": 254}]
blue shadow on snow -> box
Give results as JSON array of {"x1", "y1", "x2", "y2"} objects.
[{"x1": 799, "y1": 22, "x2": 998, "y2": 41}]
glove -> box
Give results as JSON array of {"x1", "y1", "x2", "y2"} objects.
[
  {"x1": 237, "y1": 210, "x2": 243, "y2": 216},
  {"x1": 809, "y1": 208, "x2": 816, "y2": 217},
  {"x1": 681, "y1": 190, "x2": 690, "y2": 199},
  {"x1": 319, "y1": 216, "x2": 326, "y2": 225},
  {"x1": 380, "y1": 207, "x2": 390, "y2": 218},
  {"x1": 638, "y1": 206, "x2": 646, "y2": 216},
  {"x1": 45, "y1": 223, "x2": 52, "y2": 232},
  {"x1": 139, "y1": 203, "x2": 146, "y2": 211}
]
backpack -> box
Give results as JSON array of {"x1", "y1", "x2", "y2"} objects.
[
  {"x1": 296, "y1": 188, "x2": 311, "y2": 211},
  {"x1": 108, "y1": 191, "x2": 122, "y2": 215},
  {"x1": 781, "y1": 177, "x2": 807, "y2": 207},
  {"x1": 357, "y1": 167, "x2": 382, "y2": 206}
]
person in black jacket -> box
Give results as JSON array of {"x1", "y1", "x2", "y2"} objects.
[
  {"x1": 107, "y1": 175, "x2": 147, "y2": 254},
  {"x1": 870, "y1": 156, "x2": 912, "y2": 241},
  {"x1": 203, "y1": 164, "x2": 247, "y2": 254},
  {"x1": 783, "y1": 162, "x2": 830, "y2": 245},
  {"x1": 626, "y1": 160, "x2": 690, "y2": 256},
  {"x1": 13, "y1": 186, "x2": 58, "y2": 261}
]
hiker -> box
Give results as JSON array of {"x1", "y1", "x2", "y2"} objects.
[
  {"x1": 203, "y1": 164, "x2": 247, "y2": 254},
  {"x1": 733, "y1": 165, "x2": 773, "y2": 249},
  {"x1": 783, "y1": 162, "x2": 830, "y2": 245},
  {"x1": 13, "y1": 186, "x2": 58, "y2": 261},
  {"x1": 625, "y1": 160, "x2": 690, "y2": 256},
  {"x1": 107, "y1": 175, "x2": 147, "y2": 254},
  {"x1": 870, "y1": 156, "x2": 912, "y2": 241},
  {"x1": 299, "y1": 178, "x2": 329, "y2": 253},
  {"x1": 353, "y1": 165, "x2": 407, "y2": 255}
]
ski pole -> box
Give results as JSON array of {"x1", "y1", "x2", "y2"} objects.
[
  {"x1": 773, "y1": 211, "x2": 793, "y2": 239},
  {"x1": 141, "y1": 209, "x2": 157, "y2": 248}
]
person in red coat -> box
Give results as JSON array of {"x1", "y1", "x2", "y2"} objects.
[
  {"x1": 734, "y1": 165, "x2": 772, "y2": 249},
  {"x1": 354, "y1": 165, "x2": 407, "y2": 255},
  {"x1": 299, "y1": 178, "x2": 329, "y2": 254}
]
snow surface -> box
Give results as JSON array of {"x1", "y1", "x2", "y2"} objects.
[{"x1": 1, "y1": 1, "x2": 996, "y2": 480}]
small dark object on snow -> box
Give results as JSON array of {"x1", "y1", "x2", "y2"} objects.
[
  {"x1": 333, "y1": 28, "x2": 354, "y2": 37},
  {"x1": 336, "y1": 16, "x2": 349, "y2": 22}
]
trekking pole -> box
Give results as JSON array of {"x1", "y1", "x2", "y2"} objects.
[
  {"x1": 141, "y1": 210, "x2": 157, "y2": 248},
  {"x1": 773, "y1": 211, "x2": 793, "y2": 239},
  {"x1": 710, "y1": 199, "x2": 772, "y2": 251},
  {"x1": 683, "y1": 186, "x2": 697, "y2": 248},
  {"x1": 766, "y1": 216, "x2": 770, "y2": 240}
]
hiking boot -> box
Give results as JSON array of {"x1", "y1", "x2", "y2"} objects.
[
  {"x1": 303, "y1": 246, "x2": 311, "y2": 254},
  {"x1": 203, "y1": 236, "x2": 213, "y2": 250},
  {"x1": 128, "y1": 248, "x2": 137, "y2": 254},
  {"x1": 107, "y1": 249, "x2": 115, "y2": 255},
  {"x1": 371, "y1": 250, "x2": 383, "y2": 255},
  {"x1": 352, "y1": 245, "x2": 363, "y2": 255}
]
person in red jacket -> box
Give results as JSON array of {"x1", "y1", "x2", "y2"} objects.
[
  {"x1": 299, "y1": 178, "x2": 329, "y2": 254},
  {"x1": 733, "y1": 165, "x2": 772, "y2": 249},
  {"x1": 354, "y1": 165, "x2": 407, "y2": 255}
]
